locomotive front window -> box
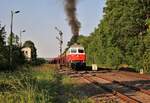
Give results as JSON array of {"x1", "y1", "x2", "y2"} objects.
[
  {"x1": 78, "y1": 49, "x2": 84, "y2": 53},
  {"x1": 71, "y1": 49, "x2": 77, "y2": 53}
]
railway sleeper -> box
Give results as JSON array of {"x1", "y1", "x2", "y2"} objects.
[
  {"x1": 95, "y1": 74, "x2": 150, "y2": 96},
  {"x1": 82, "y1": 75, "x2": 141, "y2": 103},
  {"x1": 113, "y1": 80, "x2": 150, "y2": 96}
]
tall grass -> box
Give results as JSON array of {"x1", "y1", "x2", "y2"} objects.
[
  {"x1": 0, "y1": 64, "x2": 94, "y2": 103},
  {"x1": 0, "y1": 69, "x2": 47, "y2": 103}
]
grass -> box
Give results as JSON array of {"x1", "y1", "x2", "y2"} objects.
[{"x1": 0, "y1": 64, "x2": 94, "y2": 103}]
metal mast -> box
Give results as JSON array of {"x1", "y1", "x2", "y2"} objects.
[{"x1": 55, "y1": 27, "x2": 63, "y2": 69}]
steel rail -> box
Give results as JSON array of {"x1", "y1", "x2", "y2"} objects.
[
  {"x1": 94, "y1": 74, "x2": 150, "y2": 96},
  {"x1": 120, "y1": 71, "x2": 150, "y2": 80},
  {"x1": 81, "y1": 74, "x2": 141, "y2": 103}
]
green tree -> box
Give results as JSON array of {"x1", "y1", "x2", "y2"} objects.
[
  {"x1": 77, "y1": 0, "x2": 150, "y2": 71},
  {"x1": 15, "y1": 35, "x2": 19, "y2": 46},
  {"x1": 142, "y1": 18, "x2": 150, "y2": 72},
  {"x1": 0, "y1": 25, "x2": 9, "y2": 70},
  {"x1": 12, "y1": 45, "x2": 25, "y2": 68},
  {"x1": 7, "y1": 32, "x2": 16, "y2": 45},
  {"x1": 0, "y1": 24, "x2": 25, "y2": 70},
  {"x1": 67, "y1": 35, "x2": 79, "y2": 47}
]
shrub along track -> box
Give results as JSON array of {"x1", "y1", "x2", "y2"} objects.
[{"x1": 57, "y1": 67, "x2": 150, "y2": 103}]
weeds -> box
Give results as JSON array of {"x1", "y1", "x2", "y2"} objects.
[{"x1": 0, "y1": 65, "x2": 94, "y2": 103}]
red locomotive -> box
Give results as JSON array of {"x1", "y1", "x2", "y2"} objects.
[
  {"x1": 51, "y1": 43, "x2": 86, "y2": 69},
  {"x1": 64, "y1": 43, "x2": 86, "y2": 69}
]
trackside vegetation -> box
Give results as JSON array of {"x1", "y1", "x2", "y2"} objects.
[
  {"x1": 0, "y1": 65, "x2": 94, "y2": 103},
  {"x1": 0, "y1": 24, "x2": 44, "y2": 70},
  {"x1": 74, "y1": 0, "x2": 150, "y2": 72}
]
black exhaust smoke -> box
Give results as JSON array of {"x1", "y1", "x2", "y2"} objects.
[{"x1": 64, "y1": 0, "x2": 81, "y2": 36}]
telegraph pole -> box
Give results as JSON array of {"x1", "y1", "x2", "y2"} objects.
[{"x1": 55, "y1": 27, "x2": 63, "y2": 69}]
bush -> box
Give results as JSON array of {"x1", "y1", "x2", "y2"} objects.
[
  {"x1": 143, "y1": 50, "x2": 150, "y2": 72},
  {"x1": 0, "y1": 65, "x2": 95, "y2": 103},
  {"x1": 29, "y1": 58, "x2": 46, "y2": 66}
]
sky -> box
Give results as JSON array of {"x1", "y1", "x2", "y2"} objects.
[{"x1": 0, "y1": 0, "x2": 105, "y2": 58}]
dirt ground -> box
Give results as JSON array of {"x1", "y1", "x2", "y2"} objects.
[{"x1": 57, "y1": 66, "x2": 150, "y2": 103}]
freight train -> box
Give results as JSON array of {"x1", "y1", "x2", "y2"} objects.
[{"x1": 50, "y1": 43, "x2": 86, "y2": 69}]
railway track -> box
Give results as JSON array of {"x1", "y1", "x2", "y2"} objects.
[
  {"x1": 85, "y1": 71, "x2": 150, "y2": 103},
  {"x1": 87, "y1": 70, "x2": 150, "y2": 91},
  {"x1": 81, "y1": 75, "x2": 141, "y2": 103},
  {"x1": 108, "y1": 72, "x2": 150, "y2": 94},
  {"x1": 91, "y1": 73, "x2": 150, "y2": 96},
  {"x1": 119, "y1": 71, "x2": 150, "y2": 80},
  {"x1": 57, "y1": 67, "x2": 150, "y2": 103}
]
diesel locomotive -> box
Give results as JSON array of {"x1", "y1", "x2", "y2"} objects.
[{"x1": 51, "y1": 43, "x2": 86, "y2": 69}]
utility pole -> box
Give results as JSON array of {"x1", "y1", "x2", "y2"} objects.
[
  {"x1": 55, "y1": 27, "x2": 63, "y2": 69},
  {"x1": 19, "y1": 29, "x2": 26, "y2": 47},
  {"x1": 9, "y1": 10, "x2": 20, "y2": 70}
]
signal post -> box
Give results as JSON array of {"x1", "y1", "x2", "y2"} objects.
[{"x1": 55, "y1": 27, "x2": 63, "y2": 69}]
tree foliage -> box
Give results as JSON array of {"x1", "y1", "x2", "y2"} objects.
[
  {"x1": 0, "y1": 24, "x2": 25, "y2": 70},
  {"x1": 76, "y1": 0, "x2": 150, "y2": 72},
  {"x1": 67, "y1": 35, "x2": 79, "y2": 47},
  {"x1": 0, "y1": 25, "x2": 9, "y2": 69}
]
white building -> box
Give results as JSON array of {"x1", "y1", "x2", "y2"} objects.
[{"x1": 21, "y1": 47, "x2": 32, "y2": 61}]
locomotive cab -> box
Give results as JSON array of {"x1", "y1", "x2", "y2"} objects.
[{"x1": 66, "y1": 44, "x2": 86, "y2": 69}]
